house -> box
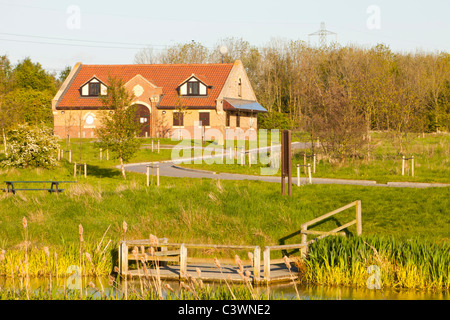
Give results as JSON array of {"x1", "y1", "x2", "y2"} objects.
[{"x1": 52, "y1": 60, "x2": 267, "y2": 142}]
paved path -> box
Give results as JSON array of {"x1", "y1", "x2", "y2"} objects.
[{"x1": 123, "y1": 142, "x2": 449, "y2": 189}]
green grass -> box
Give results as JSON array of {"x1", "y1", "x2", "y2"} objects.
[
  {"x1": 0, "y1": 137, "x2": 449, "y2": 294},
  {"x1": 178, "y1": 132, "x2": 450, "y2": 184}
]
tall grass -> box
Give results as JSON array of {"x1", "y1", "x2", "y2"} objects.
[{"x1": 302, "y1": 236, "x2": 450, "y2": 291}]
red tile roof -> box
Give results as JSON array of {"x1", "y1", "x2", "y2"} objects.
[{"x1": 56, "y1": 63, "x2": 234, "y2": 109}]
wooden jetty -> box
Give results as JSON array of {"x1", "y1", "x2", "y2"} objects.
[{"x1": 118, "y1": 200, "x2": 362, "y2": 284}]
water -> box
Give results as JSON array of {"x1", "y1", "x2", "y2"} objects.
[{"x1": 0, "y1": 276, "x2": 448, "y2": 300}]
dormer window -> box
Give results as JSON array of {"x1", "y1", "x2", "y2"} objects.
[
  {"x1": 188, "y1": 81, "x2": 199, "y2": 95},
  {"x1": 89, "y1": 82, "x2": 100, "y2": 96},
  {"x1": 80, "y1": 77, "x2": 107, "y2": 97},
  {"x1": 179, "y1": 75, "x2": 208, "y2": 96}
]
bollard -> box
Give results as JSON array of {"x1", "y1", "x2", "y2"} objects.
[
  {"x1": 69, "y1": 150, "x2": 72, "y2": 163},
  {"x1": 84, "y1": 163, "x2": 87, "y2": 179},
  {"x1": 106, "y1": 148, "x2": 109, "y2": 161},
  {"x1": 61, "y1": 149, "x2": 64, "y2": 160},
  {"x1": 297, "y1": 164, "x2": 300, "y2": 187},
  {"x1": 100, "y1": 148, "x2": 102, "y2": 160},
  {"x1": 402, "y1": 156, "x2": 405, "y2": 176},
  {"x1": 146, "y1": 165, "x2": 150, "y2": 187},
  {"x1": 308, "y1": 164, "x2": 312, "y2": 184},
  {"x1": 412, "y1": 156, "x2": 415, "y2": 177},
  {"x1": 73, "y1": 163, "x2": 77, "y2": 178},
  {"x1": 157, "y1": 140, "x2": 160, "y2": 154},
  {"x1": 57, "y1": 148, "x2": 60, "y2": 161},
  {"x1": 151, "y1": 140, "x2": 154, "y2": 152}
]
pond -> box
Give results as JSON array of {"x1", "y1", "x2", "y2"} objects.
[{"x1": 0, "y1": 276, "x2": 448, "y2": 300}]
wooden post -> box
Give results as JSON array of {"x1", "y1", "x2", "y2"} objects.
[
  {"x1": 84, "y1": 163, "x2": 87, "y2": 178},
  {"x1": 100, "y1": 148, "x2": 102, "y2": 160},
  {"x1": 146, "y1": 165, "x2": 150, "y2": 187},
  {"x1": 297, "y1": 164, "x2": 300, "y2": 187},
  {"x1": 356, "y1": 200, "x2": 362, "y2": 236},
  {"x1": 240, "y1": 147, "x2": 244, "y2": 166},
  {"x1": 57, "y1": 148, "x2": 60, "y2": 161},
  {"x1": 308, "y1": 164, "x2": 312, "y2": 184},
  {"x1": 248, "y1": 151, "x2": 251, "y2": 168},
  {"x1": 157, "y1": 140, "x2": 160, "y2": 154},
  {"x1": 69, "y1": 150, "x2": 72, "y2": 163},
  {"x1": 253, "y1": 246, "x2": 261, "y2": 283},
  {"x1": 161, "y1": 238, "x2": 168, "y2": 267},
  {"x1": 151, "y1": 162, "x2": 154, "y2": 186},
  {"x1": 151, "y1": 140, "x2": 154, "y2": 152},
  {"x1": 106, "y1": 148, "x2": 109, "y2": 161},
  {"x1": 313, "y1": 154, "x2": 316, "y2": 173},
  {"x1": 234, "y1": 146, "x2": 237, "y2": 160},
  {"x1": 411, "y1": 156, "x2": 415, "y2": 177},
  {"x1": 61, "y1": 149, "x2": 64, "y2": 160},
  {"x1": 263, "y1": 246, "x2": 270, "y2": 283},
  {"x1": 73, "y1": 163, "x2": 77, "y2": 178},
  {"x1": 156, "y1": 163, "x2": 160, "y2": 186},
  {"x1": 301, "y1": 225, "x2": 308, "y2": 258},
  {"x1": 180, "y1": 244, "x2": 187, "y2": 279},
  {"x1": 119, "y1": 242, "x2": 129, "y2": 275},
  {"x1": 402, "y1": 156, "x2": 405, "y2": 176}
]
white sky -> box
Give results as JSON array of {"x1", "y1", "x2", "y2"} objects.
[{"x1": 1, "y1": 0, "x2": 449, "y2": 74}]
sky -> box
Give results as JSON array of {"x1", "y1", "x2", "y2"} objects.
[{"x1": 1, "y1": 0, "x2": 449, "y2": 75}]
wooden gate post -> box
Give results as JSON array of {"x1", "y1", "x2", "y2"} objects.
[
  {"x1": 180, "y1": 244, "x2": 187, "y2": 279},
  {"x1": 119, "y1": 241, "x2": 129, "y2": 276},
  {"x1": 356, "y1": 200, "x2": 362, "y2": 235},
  {"x1": 253, "y1": 246, "x2": 261, "y2": 283},
  {"x1": 402, "y1": 156, "x2": 405, "y2": 176},
  {"x1": 301, "y1": 225, "x2": 308, "y2": 258},
  {"x1": 263, "y1": 247, "x2": 270, "y2": 283},
  {"x1": 281, "y1": 130, "x2": 292, "y2": 196},
  {"x1": 411, "y1": 156, "x2": 415, "y2": 177}
]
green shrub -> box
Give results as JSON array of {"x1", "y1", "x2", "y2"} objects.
[{"x1": 1, "y1": 124, "x2": 59, "y2": 168}]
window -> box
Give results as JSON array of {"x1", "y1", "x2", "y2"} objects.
[
  {"x1": 85, "y1": 115, "x2": 95, "y2": 125},
  {"x1": 188, "y1": 82, "x2": 199, "y2": 95},
  {"x1": 236, "y1": 113, "x2": 240, "y2": 127},
  {"x1": 89, "y1": 82, "x2": 100, "y2": 96},
  {"x1": 173, "y1": 112, "x2": 184, "y2": 127},
  {"x1": 199, "y1": 112, "x2": 210, "y2": 127},
  {"x1": 238, "y1": 78, "x2": 242, "y2": 97},
  {"x1": 226, "y1": 112, "x2": 230, "y2": 127}
]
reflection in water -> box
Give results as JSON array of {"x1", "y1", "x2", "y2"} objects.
[{"x1": 0, "y1": 277, "x2": 448, "y2": 300}]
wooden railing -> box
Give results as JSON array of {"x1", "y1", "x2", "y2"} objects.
[
  {"x1": 262, "y1": 200, "x2": 362, "y2": 282},
  {"x1": 300, "y1": 200, "x2": 362, "y2": 256},
  {"x1": 118, "y1": 201, "x2": 362, "y2": 284},
  {"x1": 119, "y1": 239, "x2": 261, "y2": 282}
]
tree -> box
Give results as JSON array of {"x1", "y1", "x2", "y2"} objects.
[
  {"x1": 96, "y1": 76, "x2": 140, "y2": 179},
  {"x1": 1, "y1": 123, "x2": 59, "y2": 168}
]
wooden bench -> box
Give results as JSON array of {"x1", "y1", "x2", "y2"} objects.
[{"x1": 2, "y1": 181, "x2": 77, "y2": 194}]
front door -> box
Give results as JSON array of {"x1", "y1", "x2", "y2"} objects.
[{"x1": 135, "y1": 104, "x2": 151, "y2": 137}]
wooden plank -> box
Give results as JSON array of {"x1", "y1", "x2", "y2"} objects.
[
  {"x1": 266, "y1": 243, "x2": 306, "y2": 250},
  {"x1": 302, "y1": 201, "x2": 357, "y2": 228},
  {"x1": 300, "y1": 230, "x2": 346, "y2": 236},
  {"x1": 307, "y1": 220, "x2": 356, "y2": 245},
  {"x1": 263, "y1": 247, "x2": 270, "y2": 282}
]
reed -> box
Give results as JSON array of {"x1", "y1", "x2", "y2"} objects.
[{"x1": 300, "y1": 235, "x2": 450, "y2": 291}]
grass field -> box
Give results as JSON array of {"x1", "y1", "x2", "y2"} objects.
[
  {"x1": 179, "y1": 132, "x2": 450, "y2": 184},
  {"x1": 0, "y1": 136, "x2": 449, "y2": 293}
]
